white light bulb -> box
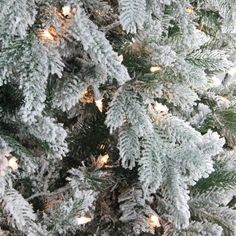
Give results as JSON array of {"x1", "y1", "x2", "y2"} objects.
[
  {"x1": 76, "y1": 216, "x2": 92, "y2": 225},
  {"x1": 8, "y1": 157, "x2": 18, "y2": 171},
  {"x1": 150, "y1": 66, "x2": 161, "y2": 73},
  {"x1": 118, "y1": 54, "x2": 123, "y2": 63},
  {"x1": 62, "y1": 5, "x2": 71, "y2": 17},
  {"x1": 42, "y1": 30, "x2": 54, "y2": 41},
  {"x1": 186, "y1": 7, "x2": 194, "y2": 14},
  {"x1": 98, "y1": 154, "x2": 109, "y2": 165},
  {"x1": 153, "y1": 102, "x2": 169, "y2": 113},
  {"x1": 95, "y1": 99, "x2": 103, "y2": 112},
  {"x1": 148, "y1": 214, "x2": 161, "y2": 228},
  {"x1": 95, "y1": 154, "x2": 109, "y2": 169}
]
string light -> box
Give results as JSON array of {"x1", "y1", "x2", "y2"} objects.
[
  {"x1": 118, "y1": 54, "x2": 124, "y2": 63},
  {"x1": 147, "y1": 214, "x2": 161, "y2": 228},
  {"x1": 186, "y1": 6, "x2": 194, "y2": 14},
  {"x1": 148, "y1": 102, "x2": 169, "y2": 122},
  {"x1": 98, "y1": 154, "x2": 109, "y2": 165},
  {"x1": 0, "y1": 153, "x2": 18, "y2": 176},
  {"x1": 76, "y1": 216, "x2": 92, "y2": 225},
  {"x1": 62, "y1": 5, "x2": 71, "y2": 17},
  {"x1": 40, "y1": 29, "x2": 54, "y2": 41},
  {"x1": 8, "y1": 156, "x2": 18, "y2": 171},
  {"x1": 79, "y1": 89, "x2": 94, "y2": 104},
  {"x1": 95, "y1": 154, "x2": 109, "y2": 169},
  {"x1": 153, "y1": 102, "x2": 168, "y2": 113},
  {"x1": 95, "y1": 98, "x2": 103, "y2": 112},
  {"x1": 95, "y1": 10, "x2": 101, "y2": 16},
  {"x1": 150, "y1": 66, "x2": 161, "y2": 73}
]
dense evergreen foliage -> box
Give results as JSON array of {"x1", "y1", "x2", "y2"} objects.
[{"x1": 1, "y1": 0, "x2": 236, "y2": 235}]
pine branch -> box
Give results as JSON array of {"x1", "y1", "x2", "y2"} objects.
[
  {"x1": 70, "y1": 5, "x2": 131, "y2": 85},
  {"x1": 1, "y1": 188, "x2": 47, "y2": 235},
  {"x1": 118, "y1": 123, "x2": 140, "y2": 170},
  {"x1": 118, "y1": 0, "x2": 146, "y2": 33},
  {"x1": 0, "y1": 0, "x2": 36, "y2": 38}
]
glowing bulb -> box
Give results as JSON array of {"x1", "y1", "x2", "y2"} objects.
[
  {"x1": 153, "y1": 102, "x2": 168, "y2": 113},
  {"x1": 118, "y1": 54, "x2": 123, "y2": 63},
  {"x1": 186, "y1": 7, "x2": 194, "y2": 14},
  {"x1": 8, "y1": 157, "x2": 18, "y2": 171},
  {"x1": 79, "y1": 89, "x2": 93, "y2": 103},
  {"x1": 95, "y1": 98, "x2": 103, "y2": 112},
  {"x1": 150, "y1": 66, "x2": 161, "y2": 73},
  {"x1": 42, "y1": 30, "x2": 54, "y2": 41},
  {"x1": 98, "y1": 154, "x2": 109, "y2": 165},
  {"x1": 95, "y1": 10, "x2": 101, "y2": 16},
  {"x1": 76, "y1": 216, "x2": 92, "y2": 225},
  {"x1": 95, "y1": 154, "x2": 109, "y2": 169},
  {"x1": 148, "y1": 215, "x2": 161, "y2": 228},
  {"x1": 62, "y1": 5, "x2": 71, "y2": 17}
]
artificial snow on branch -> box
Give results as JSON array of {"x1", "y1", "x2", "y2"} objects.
[
  {"x1": 118, "y1": 0, "x2": 146, "y2": 33},
  {"x1": 70, "y1": 5, "x2": 131, "y2": 85}
]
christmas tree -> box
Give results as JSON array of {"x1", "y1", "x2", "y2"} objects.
[{"x1": 1, "y1": 0, "x2": 236, "y2": 235}]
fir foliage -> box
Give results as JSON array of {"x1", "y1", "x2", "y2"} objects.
[
  {"x1": 0, "y1": 0, "x2": 36, "y2": 38},
  {"x1": 118, "y1": 0, "x2": 146, "y2": 33},
  {"x1": 1, "y1": 0, "x2": 236, "y2": 235}
]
